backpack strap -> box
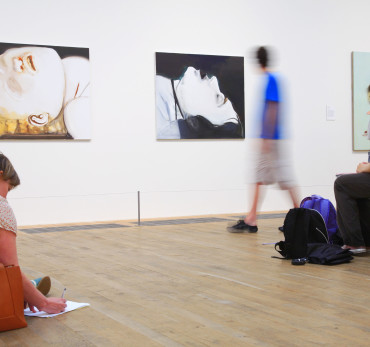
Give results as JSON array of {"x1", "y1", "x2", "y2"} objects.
[
  {"x1": 289, "y1": 208, "x2": 309, "y2": 259},
  {"x1": 271, "y1": 255, "x2": 286, "y2": 260},
  {"x1": 300, "y1": 197, "x2": 314, "y2": 209},
  {"x1": 299, "y1": 209, "x2": 310, "y2": 256},
  {"x1": 311, "y1": 194, "x2": 323, "y2": 200},
  {"x1": 307, "y1": 195, "x2": 330, "y2": 225},
  {"x1": 301, "y1": 195, "x2": 324, "y2": 209},
  {"x1": 274, "y1": 241, "x2": 288, "y2": 258},
  {"x1": 318, "y1": 199, "x2": 330, "y2": 225}
]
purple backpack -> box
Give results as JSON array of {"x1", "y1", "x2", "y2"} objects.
[{"x1": 300, "y1": 195, "x2": 339, "y2": 242}]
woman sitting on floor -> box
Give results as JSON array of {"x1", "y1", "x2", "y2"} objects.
[{"x1": 0, "y1": 153, "x2": 66, "y2": 313}]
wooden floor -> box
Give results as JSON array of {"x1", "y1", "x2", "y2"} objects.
[{"x1": 1, "y1": 214, "x2": 369, "y2": 347}]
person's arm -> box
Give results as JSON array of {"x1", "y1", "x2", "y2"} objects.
[
  {"x1": 0, "y1": 228, "x2": 66, "y2": 314},
  {"x1": 262, "y1": 101, "x2": 278, "y2": 152},
  {"x1": 356, "y1": 162, "x2": 370, "y2": 173},
  {"x1": 264, "y1": 100, "x2": 278, "y2": 137},
  {"x1": 262, "y1": 73, "x2": 279, "y2": 143}
]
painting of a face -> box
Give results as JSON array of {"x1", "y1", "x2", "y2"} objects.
[
  {"x1": 155, "y1": 52, "x2": 244, "y2": 139},
  {"x1": 0, "y1": 47, "x2": 65, "y2": 121},
  {"x1": 0, "y1": 42, "x2": 90, "y2": 139},
  {"x1": 176, "y1": 67, "x2": 237, "y2": 125}
]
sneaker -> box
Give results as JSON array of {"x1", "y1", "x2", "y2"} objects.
[
  {"x1": 31, "y1": 276, "x2": 51, "y2": 296},
  {"x1": 227, "y1": 220, "x2": 258, "y2": 233},
  {"x1": 341, "y1": 245, "x2": 366, "y2": 254}
]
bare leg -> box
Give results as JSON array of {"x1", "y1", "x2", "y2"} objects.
[
  {"x1": 287, "y1": 186, "x2": 299, "y2": 208},
  {"x1": 244, "y1": 183, "x2": 262, "y2": 226}
]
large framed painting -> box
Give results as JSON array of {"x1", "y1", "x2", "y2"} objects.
[
  {"x1": 0, "y1": 42, "x2": 90, "y2": 140},
  {"x1": 352, "y1": 51, "x2": 370, "y2": 151},
  {"x1": 155, "y1": 52, "x2": 244, "y2": 139}
]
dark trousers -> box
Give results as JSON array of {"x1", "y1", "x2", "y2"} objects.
[{"x1": 334, "y1": 173, "x2": 370, "y2": 246}]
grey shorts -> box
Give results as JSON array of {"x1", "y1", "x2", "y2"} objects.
[{"x1": 255, "y1": 140, "x2": 295, "y2": 189}]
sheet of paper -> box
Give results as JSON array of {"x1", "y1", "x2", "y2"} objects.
[{"x1": 24, "y1": 300, "x2": 90, "y2": 318}]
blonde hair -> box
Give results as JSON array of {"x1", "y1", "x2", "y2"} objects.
[{"x1": 0, "y1": 153, "x2": 20, "y2": 188}]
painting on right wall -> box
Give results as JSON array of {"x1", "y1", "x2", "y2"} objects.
[{"x1": 352, "y1": 51, "x2": 370, "y2": 151}]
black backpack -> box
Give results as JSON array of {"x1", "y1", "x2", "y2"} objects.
[
  {"x1": 275, "y1": 208, "x2": 353, "y2": 265},
  {"x1": 275, "y1": 208, "x2": 329, "y2": 259}
]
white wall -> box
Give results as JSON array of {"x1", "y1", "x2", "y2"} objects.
[{"x1": 0, "y1": 0, "x2": 368, "y2": 226}]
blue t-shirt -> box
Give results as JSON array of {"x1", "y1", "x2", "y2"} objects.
[{"x1": 260, "y1": 73, "x2": 281, "y2": 139}]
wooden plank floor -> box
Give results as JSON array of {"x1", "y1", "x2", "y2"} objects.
[{"x1": 1, "y1": 214, "x2": 369, "y2": 347}]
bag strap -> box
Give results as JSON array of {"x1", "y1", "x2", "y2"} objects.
[
  {"x1": 271, "y1": 255, "x2": 286, "y2": 260},
  {"x1": 300, "y1": 197, "x2": 313, "y2": 208},
  {"x1": 274, "y1": 241, "x2": 288, "y2": 258},
  {"x1": 318, "y1": 199, "x2": 330, "y2": 224},
  {"x1": 300, "y1": 209, "x2": 310, "y2": 251},
  {"x1": 301, "y1": 195, "x2": 324, "y2": 209},
  {"x1": 311, "y1": 194, "x2": 323, "y2": 200}
]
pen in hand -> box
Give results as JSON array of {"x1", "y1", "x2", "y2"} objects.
[{"x1": 61, "y1": 288, "x2": 66, "y2": 299}]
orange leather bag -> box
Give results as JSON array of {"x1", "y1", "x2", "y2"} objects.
[{"x1": 0, "y1": 263, "x2": 27, "y2": 332}]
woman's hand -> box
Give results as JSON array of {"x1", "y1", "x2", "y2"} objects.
[{"x1": 36, "y1": 297, "x2": 67, "y2": 314}]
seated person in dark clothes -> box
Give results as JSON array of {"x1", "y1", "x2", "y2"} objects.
[{"x1": 334, "y1": 162, "x2": 370, "y2": 254}]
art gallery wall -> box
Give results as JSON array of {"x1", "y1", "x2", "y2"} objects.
[{"x1": 0, "y1": 0, "x2": 369, "y2": 225}]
